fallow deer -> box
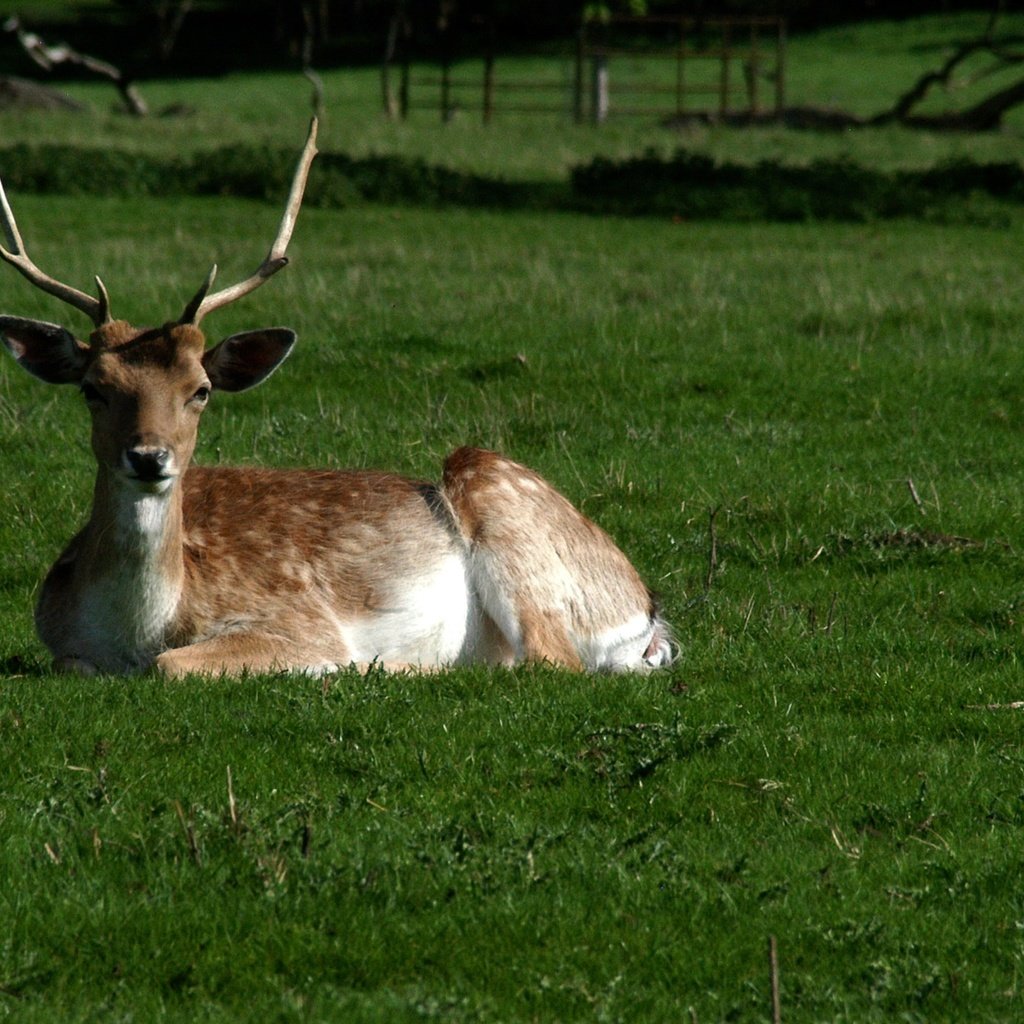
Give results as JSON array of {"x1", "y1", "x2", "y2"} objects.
[{"x1": 0, "y1": 120, "x2": 674, "y2": 678}]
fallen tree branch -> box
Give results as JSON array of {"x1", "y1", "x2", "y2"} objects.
[
  {"x1": 902, "y1": 76, "x2": 1024, "y2": 131},
  {"x1": 870, "y1": 37, "x2": 997, "y2": 125},
  {"x1": 664, "y1": 15, "x2": 1024, "y2": 133},
  {"x1": 3, "y1": 15, "x2": 148, "y2": 116}
]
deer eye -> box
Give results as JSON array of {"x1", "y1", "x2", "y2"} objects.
[
  {"x1": 80, "y1": 381, "x2": 106, "y2": 406},
  {"x1": 191, "y1": 385, "x2": 211, "y2": 405}
]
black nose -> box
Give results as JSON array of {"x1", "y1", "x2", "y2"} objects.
[{"x1": 125, "y1": 447, "x2": 171, "y2": 481}]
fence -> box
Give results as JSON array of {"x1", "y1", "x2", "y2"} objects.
[{"x1": 382, "y1": 15, "x2": 786, "y2": 125}]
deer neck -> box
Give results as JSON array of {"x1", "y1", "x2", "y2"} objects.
[
  {"x1": 83, "y1": 468, "x2": 185, "y2": 588},
  {"x1": 54, "y1": 467, "x2": 188, "y2": 670}
]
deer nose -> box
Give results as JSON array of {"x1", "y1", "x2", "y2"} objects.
[{"x1": 125, "y1": 446, "x2": 172, "y2": 482}]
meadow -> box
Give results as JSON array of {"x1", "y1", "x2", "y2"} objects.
[{"x1": 2, "y1": 12, "x2": 1024, "y2": 1022}]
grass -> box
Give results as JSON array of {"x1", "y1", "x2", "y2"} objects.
[
  {"x1": 3, "y1": 665, "x2": 1022, "y2": 1022},
  {"x1": 3, "y1": 198, "x2": 1024, "y2": 1022},
  {"x1": 1, "y1": 12, "x2": 1023, "y2": 176},
  {"x1": 3, "y1": 11, "x2": 1024, "y2": 1023}
]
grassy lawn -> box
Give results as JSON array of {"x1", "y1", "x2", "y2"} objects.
[
  {"x1": 2, "y1": 11, "x2": 1024, "y2": 1023},
  {"x1": 2, "y1": 197, "x2": 1024, "y2": 1021}
]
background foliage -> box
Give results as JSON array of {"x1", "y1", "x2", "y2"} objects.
[{"x1": 2, "y1": 0, "x2": 1014, "y2": 74}]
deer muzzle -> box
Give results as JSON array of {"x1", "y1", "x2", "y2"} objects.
[{"x1": 122, "y1": 441, "x2": 176, "y2": 488}]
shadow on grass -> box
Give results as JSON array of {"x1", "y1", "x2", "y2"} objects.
[
  {"x1": 0, "y1": 143, "x2": 1021, "y2": 224},
  {"x1": 0, "y1": 653, "x2": 49, "y2": 678}
]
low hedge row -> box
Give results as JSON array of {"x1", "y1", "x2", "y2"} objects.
[
  {"x1": 570, "y1": 150, "x2": 1024, "y2": 222},
  {"x1": 0, "y1": 144, "x2": 539, "y2": 209},
  {"x1": 0, "y1": 143, "x2": 1021, "y2": 224}
]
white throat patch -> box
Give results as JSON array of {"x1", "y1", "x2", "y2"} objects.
[{"x1": 74, "y1": 487, "x2": 181, "y2": 669}]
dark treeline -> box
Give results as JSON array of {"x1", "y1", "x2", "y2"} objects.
[{"x1": 0, "y1": 1, "x2": 1003, "y2": 79}]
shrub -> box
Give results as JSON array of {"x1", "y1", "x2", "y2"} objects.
[
  {"x1": 569, "y1": 150, "x2": 1024, "y2": 223},
  {"x1": 0, "y1": 143, "x2": 1020, "y2": 224}
]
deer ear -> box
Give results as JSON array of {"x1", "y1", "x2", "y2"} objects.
[
  {"x1": 202, "y1": 328, "x2": 296, "y2": 393},
  {"x1": 0, "y1": 316, "x2": 89, "y2": 384}
]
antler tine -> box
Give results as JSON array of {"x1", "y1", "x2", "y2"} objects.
[
  {"x1": 179, "y1": 264, "x2": 218, "y2": 325},
  {"x1": 0, "y1": 176, "x2": 108, "y2": 326},
  {"x1": 95, "y1": 276, "x2": 111, "y2": 325},
  {"x1": 189, "y1": 117, "x2": 319, "y2": 325}
]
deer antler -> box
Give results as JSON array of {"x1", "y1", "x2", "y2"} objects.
[
  {"x1": 0, "y1": 177, "x2": 111, "y2": 326},
  {"x1": 181, "y1": 117, "x2": 319, "y2": 325}
]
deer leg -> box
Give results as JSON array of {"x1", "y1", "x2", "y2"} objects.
[
  {"x1": 443, "y1": 447, "x2": 659, "y2": 672},
  {"x1": 155, "y1": 633, "x2": 441, "y2": 679},
  {"x1": 155, "y1": 634, "x2": 337, "y2": 678},
  {"x1": 461, "y1": 560, "x2": 592, "y2": 671},
  {"x1": 510, "y1": 607, "x2": 582, "y2": 669}
]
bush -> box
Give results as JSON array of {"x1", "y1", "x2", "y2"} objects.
[
  {"x1": 0, "y1": 143, "x2": 1021, "y2": 224},
  {"x1": 569, "y1": 150, "x2": 1024, "y2": 223}
]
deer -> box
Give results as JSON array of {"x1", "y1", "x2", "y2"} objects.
[{"x1": 0, "y1": 120, "x2": 675, "y2": 679}]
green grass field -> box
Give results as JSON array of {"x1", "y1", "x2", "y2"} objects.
[{"x1": 2, "y1": 13, "x2": 1024, "y2": 1023}]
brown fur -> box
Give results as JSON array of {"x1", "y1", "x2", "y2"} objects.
[{"x1": 172, "y1": 466, "x2": 456, "y2": 646}]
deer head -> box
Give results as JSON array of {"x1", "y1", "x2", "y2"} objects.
[
  {"x1": 1, "y1": 316, "x2": 296, "y2": 492},
  {"x1": 0, "y1": 120, "x2": 317, "y2": 495}
]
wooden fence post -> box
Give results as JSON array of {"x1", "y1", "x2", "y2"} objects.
[
  {"x1": 574, "y1": 29, "x2": 585, "y2": 123},
  {"x1": 748, "y1": 23, "x2": 760, "y2": 114},
  {"x1": 719, "y1": 20, "x2": 731, "y2": 116},
  {"x1": 591, "y1": 53, "x2": 608, "y2": 123},
  {"x1": 483, "y1": 51, "x2": 494, "y2": 124},
  {"x1": 775, "y1": 19, "x2": 787, "y2": 118}
]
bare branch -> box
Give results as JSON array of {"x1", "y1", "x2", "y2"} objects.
[
  {"x1": 186, "y1": 118, "x2": 319, "y2": 324},
  {"x1": 951, "y1": 75, "x2": 1024, "y2": 129},
  {"x1": 155, "y1": 0, "x2": 194, "y2": 61},
  {"x1": 4, "y1": 15, "x2": 147, "y2": 116},
  {"x1": 869, "y1": 6, "x2": 1024, "y2": 130},
  {"x1": 871, "y1": 38, "x2": 989, "y2": 124}
]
